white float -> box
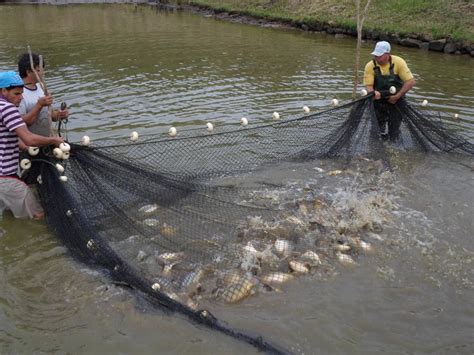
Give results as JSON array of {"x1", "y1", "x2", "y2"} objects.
[
  {"x1": 360, "y1": 89, "x2": 368, "y2": 96},
  {"x1": 59, "y1": 176, "x2": 68, "y2": 182},
  {"x1": 53, "y1": 147, "x2": 64, "y2": 159},
  {"x1": 169, "y1": 126, "x2": 177, "y2": 137},
  {"x1": 81, "y1": 135, "x2": 91, "y2": 146},
  {"x1": 130, "y1": 131, "x2": 139, "y2": 141},
  {"x1": 240, "y1": 117, "x2": 248, "y2": 126},
  {"x1": 206, "y1": 122, "x2": 214, "y2": 132},
  {"x1": 331, "y1": 98, "x2": 339, "y2": 106},
  {"x1": 59, "y1": 142, "x2": 71, "y2": 152},
  {"x1": 302, "y1": 106, "x2": 310, "y2": 114},
  {"x1": 389, "y1": 86, "x2": 397, "y2": 94},
  {"x1": 20, "y1": 159, "x2": 31, "y2": 170},
  {"x1": 272, "y1": 112, "x2": 280, "y2": 120},
  {"x1": 56, "y1": 163, "x2": 65, "y2": 173},
  {"x1": 421, "y1": 99, "x2": 428, "y2": 107},
  {"x1": 28, "y1": 146, "x2": 39, "y2": 156}
]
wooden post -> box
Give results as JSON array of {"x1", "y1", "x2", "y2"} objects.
[
  {"x1": 352, "y1": 0, "x2": 372, "y2": 99},
  {"x1": 27, "y1": 45, "x2": 54, "y2": 135}
]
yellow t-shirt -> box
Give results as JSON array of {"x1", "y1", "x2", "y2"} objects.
[{"x1": 363, "y1": 55, "x2": 414, "y2": 86}]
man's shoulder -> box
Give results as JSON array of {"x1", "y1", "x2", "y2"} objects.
[
  {"x1": 0, "y1": 99, "x2": 15, "y2": 111},
  {"x1": 364, "y1": 59, "x2": 376, "y2": 70},
  {"x1": 391, "y1": 55, "x2": 407, "y2": 65},
  {"x1": 365, "y1": 59, "x2": 376, "y2": 66},
  {"x1": 22, "y1": 85, "x2": 42, "y2": 97}
]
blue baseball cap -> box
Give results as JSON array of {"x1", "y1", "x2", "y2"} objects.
[
  {"x1": 371, "y1": 41, "x2": 391, "y2": 56},
  {"x1": 0, "y1": 71, "x2": 24, "y2": 89}
]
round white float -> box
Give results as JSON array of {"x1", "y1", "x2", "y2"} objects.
[
  {"x1": 59, "y1": 142, "x2": 71, "y2": 152},
  {"x1": 56, "y1": 163, "x2": 65, "y2": 173},
  {"x1": 81, "y1": 136, "x2": 91, "y2": 146},
  {"x1": 20, "y1": 159, "x2": 31, "y2": 170},
  {"x1": 53, "y1": 147, "x2": 64, "y2": 159},
  {"x1": 169, "y1": 126, "x2": 177, "y2": 137},
  {"x1": 130, "y1": 131, "x2": 139, "y2": 141},
  {"x1": 28, "y1": 146, "x2": 39, "y2": 156}
]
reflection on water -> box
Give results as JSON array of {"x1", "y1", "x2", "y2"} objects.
[{"x1": 0, "y1": 4, "x2": 473, "y2": 354}]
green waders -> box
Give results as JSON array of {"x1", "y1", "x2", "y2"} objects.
[{"x1": 373, "y1": 57, "x2": 405, "y2": 141}]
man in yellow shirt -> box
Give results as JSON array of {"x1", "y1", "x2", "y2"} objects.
[{"x1": 363, "y1": 41, "x2": 416, "y2": 140}]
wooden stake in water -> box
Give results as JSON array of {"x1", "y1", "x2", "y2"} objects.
[
  {"x1": 352, "y1": 0, "x2": 372, "y2": 99},
  {"x1": 27, "y1": 45, "x2": 54, "y2": 136}
]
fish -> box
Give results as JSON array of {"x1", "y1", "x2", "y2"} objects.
[
  {"x1": 301, "y1": 250, "x2": 321, "y2": 264},
  {"x1": 156, "y1": 251, "x2": 184, "y2": 264},
  {"x1": 220, "y1": 278, "x2": 256, "y2": 303},
  {"x1": 221, "y1": 270, "x2": 246, "y2": 287},
  {"x1": 336, "y1": 251, "x2": 356, "y2": 265},
  {"x1": 138, "y1": 204, "x2": 159, "y2": 214},
  {"x1": 162, "y1": 262, "x2": 180, "y2": 276},
  {"x1": 274, "y1": 239, "x2": 294, "y2": 257},
  {"x1": 181, "y1": 267, "x2": 206, "y2": 293},
  {"x1": 350, "y1": 238, "x2": 373, "y2": 251},
  {"x1": 260, "y1": 272, "x2": 294, "y2": 286},
  {"x1": 143, "y1": 218, "x2": 159, "y2": 227},
  {"x1": 243, "y1": 242, "x2": 262, "y2": 257},
  {"x1": 289, "y1": 260, "x2": 310, "y2": 274},
  {"x1": 328, "y1": 170, "x2": 343, "y2": 176},
  {"x1": 334, "y1": 242, "x2": 351, "y2": 252}
]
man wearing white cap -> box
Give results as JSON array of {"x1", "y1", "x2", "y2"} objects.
[
  {"x1": 0, "y1": 71, "x2": 63, "y2": 219},
  {"x1": 363, "y1": 41, "x2": 416, "y2": 139}
]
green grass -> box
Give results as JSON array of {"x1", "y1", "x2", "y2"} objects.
[{"x1": 180, "y1": 0, "x2": 474, "y2": 42}]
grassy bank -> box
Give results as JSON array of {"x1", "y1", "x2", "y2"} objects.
[{"x1": 176, "y1": 0, "x2": 473, "y2": 43}]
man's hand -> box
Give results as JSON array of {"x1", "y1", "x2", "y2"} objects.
[
  {"x1": 373, "y1": 90, "x2": 382, "y2": 100},
  {"x1": 53, "y1": 136, "x2": 65, "y2": 145},
  {"x1": 37, "y1": 94, "x2": 54, "y2": 107},
  {"x1": 59, "y1": 109, "x2": 69, "y2": 119},
  {"x1": 54, "y1": 109, "x2": 69, "y2": 120},
  {"x1": 387, "y1": 94, "x2": 401, "y2": 104}
]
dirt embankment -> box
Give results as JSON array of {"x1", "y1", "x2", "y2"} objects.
[{"x1": 156, "y1": 0, "x2": 474, "y2": 57}]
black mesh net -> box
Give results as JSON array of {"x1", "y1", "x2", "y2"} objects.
[{"x1": 26, "y1": 95, "x2": 472, "y2": 353}]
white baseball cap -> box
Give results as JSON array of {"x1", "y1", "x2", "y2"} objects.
[{"x1": 371, "y1": 41, "x2": 391, "y2": 56}]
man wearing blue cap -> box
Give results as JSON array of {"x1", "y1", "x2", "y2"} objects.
[
  {"x1": 0, "y1": 71, "x2": 63, "y2": 219},
  {"x1": 363, "y1": 41, "x2": 416, "y2": 140}
]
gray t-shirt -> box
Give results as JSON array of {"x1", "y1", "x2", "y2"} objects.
[{"x1": 18, "y1": 83, "x2": 51, "y2": 137}]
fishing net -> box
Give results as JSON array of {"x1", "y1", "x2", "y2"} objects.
[{"x1": 26, "y1": 95, "x2": 472, "y2": 353}]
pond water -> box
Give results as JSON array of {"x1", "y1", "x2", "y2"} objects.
[{"x1": 0, "y1": 4, "x2": 473, "y2": 354}]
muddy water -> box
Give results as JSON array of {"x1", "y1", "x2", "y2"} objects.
[{"x1": 0, "y1": 4, "x2": 473, "y2": 354}]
